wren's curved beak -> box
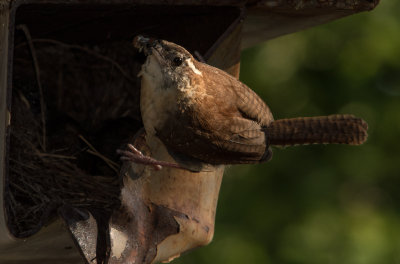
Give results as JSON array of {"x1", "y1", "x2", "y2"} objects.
[{"x1": 133, "y1": 35, "x2": 158, "y2": 56}]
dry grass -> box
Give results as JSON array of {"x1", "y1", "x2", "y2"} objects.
[{"x1": 7, "y1": 29, "x2": 142, "y2": 237}]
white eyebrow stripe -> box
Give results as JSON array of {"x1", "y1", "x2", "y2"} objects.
[{"x1": 186, "y1": 59, "x2": 202, "y2": 75}]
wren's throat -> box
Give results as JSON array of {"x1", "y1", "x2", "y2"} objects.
[{"x1": 138, "y1": 43, "x2": 204, "y2": 140}]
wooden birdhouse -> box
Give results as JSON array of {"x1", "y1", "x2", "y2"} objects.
[{"x1": 0, "y1": 0, "x2": 379, "y2": 263}]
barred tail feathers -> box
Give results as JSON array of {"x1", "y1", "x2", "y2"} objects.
[{"x1": 267, "y1": 114, "x2": 368, "y2": 146}]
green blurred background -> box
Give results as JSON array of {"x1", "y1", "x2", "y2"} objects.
[{"x1": 176, "y1": 1, "x2": 400, "y2": 263}]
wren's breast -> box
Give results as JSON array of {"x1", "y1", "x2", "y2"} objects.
[{"x1": 140, "y1": 75, "x2": 179, "y2": 138}]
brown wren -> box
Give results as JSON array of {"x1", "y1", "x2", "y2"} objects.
[{"x1": 118, "y1": 36, "x2": 368, "y2": 171}]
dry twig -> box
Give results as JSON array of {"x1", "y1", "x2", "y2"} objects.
[
  {"x1": 16, "y1": 24, "x2": 47, "y2": 151},
  {"x1": 79, "y1": 135, "x2": 120, "y2": 173}
]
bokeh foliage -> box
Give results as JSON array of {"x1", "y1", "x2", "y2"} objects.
[{"x1": 175, "y1": 1, "x2": 400, "y2": 263}]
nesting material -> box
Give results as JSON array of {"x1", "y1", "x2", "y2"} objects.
[{"x1": 7, "y1": 32, "x2": 142, "y2": 238}]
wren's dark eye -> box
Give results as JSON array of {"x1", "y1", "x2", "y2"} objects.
[{"x1": 172, "y1": 57, "x2": 183, "y2": 66}]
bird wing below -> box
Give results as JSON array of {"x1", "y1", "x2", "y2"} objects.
[
  {"x1": 207, "y1": 116, "x2": 271, "y2": 164},
  {"x1": 232, "y1": 84, "x2": 274, "y2": 127},
  {"x1": 157, "y1": 110, "x2": 271, "y2": 165}
]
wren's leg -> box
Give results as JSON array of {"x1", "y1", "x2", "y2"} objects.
[{"x1": 117, "y1": 144, "x2": 184, "y2": 171}]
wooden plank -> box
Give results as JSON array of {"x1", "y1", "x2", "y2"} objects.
[
  {"x1": 0, "y1": 1, "x2": 13, "y2": 246},
  {"x1": 243, "y1": 0, "x2": 380, "y2": 48}
]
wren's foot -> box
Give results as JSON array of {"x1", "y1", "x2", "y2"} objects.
[{"x1": 117, "y1": 144, "x2": 184, "y2": 171}]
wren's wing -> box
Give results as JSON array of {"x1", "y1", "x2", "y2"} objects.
[
  {"x1": 158, "y1": 110, "x2": 271, "y2": 165},
  {"x1": 209, "y1": 116, "x2": 272, "y2": 164},
  {"x1": 211, "y1": 81, "x2": 274, "y2": 163},
  {"x1": 232, "y1": 81, "x2": 274, "y2": 127},
  {"x1": 198, "y1": 62, "x2": 274, "y2": 127},
  {"x1": 207, "y1": 71, "x2": 274, "y2": 163},
  {"x1": 164, "y1": 116, "x2": 269, "y2": 170}
]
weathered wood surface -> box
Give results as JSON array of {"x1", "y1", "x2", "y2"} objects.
[
  {"x1": 0, "y1": 2, "x2": 11, "y2": 247},
  {"x1": 0, "y1": 220, "x2": 84, "y2": 264},
  {"x1": 243, "y1": 0, "x2": 379, "y2": 48},
  {"x1": 108, "y1": 130, "x2": 225, "y2": 263}
]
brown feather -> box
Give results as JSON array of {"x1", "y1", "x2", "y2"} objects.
[{"x1": 267, "y1": 114, "x2": 368, "y2": 146}]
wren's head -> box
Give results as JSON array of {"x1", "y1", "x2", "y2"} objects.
[{"x1": 133, "y1": 35, "x2": 203, "y2": 90}]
